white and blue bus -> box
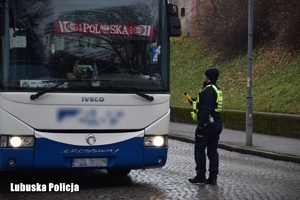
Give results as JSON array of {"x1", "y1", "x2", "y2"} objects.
[{"x1": 0, "y1": 0, "x2": 181, "y2": 176}]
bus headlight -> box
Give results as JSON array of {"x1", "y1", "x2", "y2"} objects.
[
  {"x1": 10, "y1": 137, "x2": 22, "y2": 147},
  {"x1": 0, "y1": 136, "x2": 35, "y2": 148},
  {"x1": 144, "y1": 136, "x2": 168, "y2": 147}
]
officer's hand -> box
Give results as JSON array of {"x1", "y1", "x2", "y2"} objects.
[
  {"x1": 196, "y1": 127, "x2": 203, "y2": 138},
  {"x1": 196, "y1": 126, "x2": 203, "y2": 133}
]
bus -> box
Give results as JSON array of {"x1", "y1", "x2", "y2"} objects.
[{"x1": 0, "y1": 0, "x2": 181, "y2": 176}]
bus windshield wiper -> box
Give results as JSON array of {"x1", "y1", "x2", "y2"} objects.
[
  {"x1": 30, "y1": 80, "x2": 154, "y2": 101},
  {"x1": 30, "y1": 79, "x2": 113, "y2": 100},
  {"x1": 30, "y1": 80, "x2": 67, "y2": 100},
  {"x1": 107, "y1": 86, "x2": 154, "y2": 101}
]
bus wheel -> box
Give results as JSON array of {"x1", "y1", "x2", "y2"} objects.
[{"x1": 107, "y1": 169, "x2": 131, "y2": 176}]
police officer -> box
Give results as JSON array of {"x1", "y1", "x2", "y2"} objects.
[{"x1": 188, "y1": 68, "x2": 223, "y2": 185}]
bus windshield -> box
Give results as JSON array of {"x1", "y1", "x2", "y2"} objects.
[{"x1": 2, "y1": 0, "x2": 166, "y2": 92}]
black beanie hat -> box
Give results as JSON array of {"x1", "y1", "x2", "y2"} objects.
[{"x1": 205, "y1": 68, "x2": 219, "y2": 82}]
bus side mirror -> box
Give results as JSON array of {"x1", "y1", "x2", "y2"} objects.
[
  {"x1": 168, "y1": 3, "x2": 181, "y2": 37},
  {"x1": 0, "y1": 1, "x2": 5, "y2": 36}
]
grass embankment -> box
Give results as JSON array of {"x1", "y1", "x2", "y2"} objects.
[{"x1": 170, "y1": 35, "x2": 300, "y2": 114}]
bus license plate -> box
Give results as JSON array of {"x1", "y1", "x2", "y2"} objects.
[{"x1": 72, "y1": 158, "x2": 107, "y2": 167}]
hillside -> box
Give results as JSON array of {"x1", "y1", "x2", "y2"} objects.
[{"x1": 170, "y1": 35, "x2": 300, "y2": 114}]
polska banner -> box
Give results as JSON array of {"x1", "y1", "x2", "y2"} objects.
[{"x1": 56, "y1": 21, "x2": 153, "y2": 38}]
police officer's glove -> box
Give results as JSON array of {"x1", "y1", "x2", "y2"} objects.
[{"x1": 196, "y1": 126, "x2": 203, "y2": 138}]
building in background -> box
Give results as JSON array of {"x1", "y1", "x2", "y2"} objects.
[{"x1": 169, "y1": 0, "x2": 211, "y2": 37}]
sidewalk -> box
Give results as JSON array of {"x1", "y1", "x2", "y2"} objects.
[{"x1": 169, "y1": 122, "x2": 300, "y2": 164}]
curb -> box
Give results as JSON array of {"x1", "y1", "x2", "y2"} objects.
[
  {"x1": 169, "y1": 134, "x2": 300, "y2": 164},
  {"x1": 170, "y1": 106, "x2": 300, "y2": 138}
]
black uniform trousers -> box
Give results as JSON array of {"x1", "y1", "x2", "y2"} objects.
[{"x1": 194, "y1": 121, "x2": 222, "y2": 179}]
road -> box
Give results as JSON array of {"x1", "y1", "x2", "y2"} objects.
[{"x1": 1, "y1": 139, "x2": 299, "y2": 200}]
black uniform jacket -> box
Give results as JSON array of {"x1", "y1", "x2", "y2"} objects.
[{"x1": 197, "y1": 82, "x2": 222, "y2": 129}]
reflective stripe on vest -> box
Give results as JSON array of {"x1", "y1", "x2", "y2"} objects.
[
  {"x1": 204, "y1": 84, "x2": 222, "y2": 112},
  {"x1": 190, "y1": 84, "x2": 222, "y2": 121}
]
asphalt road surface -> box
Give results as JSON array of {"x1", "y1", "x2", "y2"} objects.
[{"x1": 1, "y1": 139, "x2": 299, "y2": 200}]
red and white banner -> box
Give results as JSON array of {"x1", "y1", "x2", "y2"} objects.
[{"x1": 56, "y1": 21, "x2": 153, "y2": 38}]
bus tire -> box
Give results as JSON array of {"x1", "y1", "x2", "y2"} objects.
[{"x1": 107, "y1": 169, "x2": 131, "y2": 176}]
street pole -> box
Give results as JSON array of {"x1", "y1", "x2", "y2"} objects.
[{"x1": 246, "y1": 0, "x2": 253, "y2": 146}]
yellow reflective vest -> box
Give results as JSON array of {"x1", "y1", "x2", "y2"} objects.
[{"x1": 190, "y1": 84, "x2": 223, "y2": 121}]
